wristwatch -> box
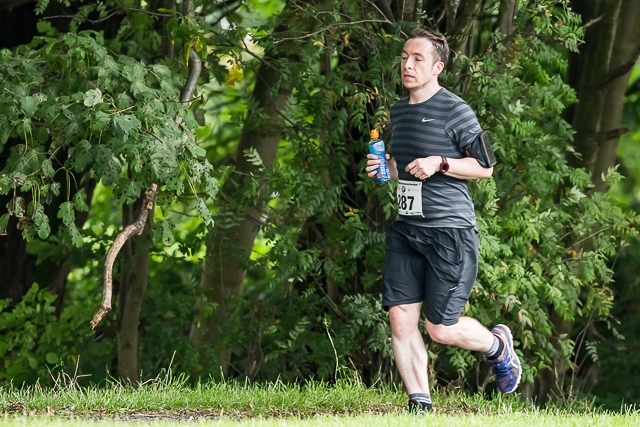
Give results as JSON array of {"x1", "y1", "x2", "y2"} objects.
[{"x1": 438, "y1": 156, "x2": 450, "y2": 173}]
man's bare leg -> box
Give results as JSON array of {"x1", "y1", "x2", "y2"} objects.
[
  {"x1": 425, "y1": 316, "x2": 494, "y2": 352},
  {"x1": 389, "y1": 303, "x2": 429, "y2": 395},
  {"x1": 426, "y1": 316, "x2": 522, "y2": 394}
]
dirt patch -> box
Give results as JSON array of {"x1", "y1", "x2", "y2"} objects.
[{"x1": 3, "y1": 402, "x2": 398, "y2": 421}]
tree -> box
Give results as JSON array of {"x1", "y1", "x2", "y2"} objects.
[{"x1": 0, "y1": 0, "x2": 217, "y2": 381}]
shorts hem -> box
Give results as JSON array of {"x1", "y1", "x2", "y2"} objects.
[
  {"x1": 382, "y1": 297, "x2": 424, "y2": 312},
  {"x1": 425, "y1": 316, "x2": 461, "y2": 326}
]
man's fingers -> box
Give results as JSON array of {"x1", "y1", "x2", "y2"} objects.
[{"x1": 405, "y1": 161, "x2": 416, "y2": 172}]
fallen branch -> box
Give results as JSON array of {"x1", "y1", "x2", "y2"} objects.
[{"x1": 91, "y1": 184, "x2": 157, "y2": 329}]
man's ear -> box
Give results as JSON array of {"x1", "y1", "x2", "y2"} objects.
[{"x1": 433, "y1": 61, "x2": 445, "y2": 75}]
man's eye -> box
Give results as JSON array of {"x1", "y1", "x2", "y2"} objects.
[{"x1": 416, "y1": 59, "x2": 422, "y2": 62}]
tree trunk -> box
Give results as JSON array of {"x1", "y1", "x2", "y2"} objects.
[
  {"x1": 116, "y1": 196, "x2": 154, "y2": 382},
  {"x1": 445, "y1": 0, "x2": 461, "y2": 34},
  {"x1": 447, "y1": 0, "x2": 482, "y2": 56},
  {"x1": 587, "y1": 0, "x2": 640, "y2": 191},
  {"x1": 190, "y1": 24, "x2": 295, "y2": 373},
  {"x1": 497, "y1": 0, "x2": 517, "y2": 39},
  {"x1": 569, "y1": 0, "x2": 622, "y2": 174},
  {"x1": 162, "y1": 0, "x2": 176, "y2": 60},
  {"x1": 399, "y1": 0, "x2": 425, "y2": 22}
]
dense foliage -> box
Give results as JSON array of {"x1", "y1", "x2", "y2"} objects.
[{"x1": 0, "y1": 0, "x2": 637, "y2": 403}]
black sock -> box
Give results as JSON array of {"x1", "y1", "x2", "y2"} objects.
[
  {"x1": 486, "y1": 335, "x2": 504, "y2": 360},
  {"x1": 408, "y1": 393, "x2": 432, "y2": 412}
]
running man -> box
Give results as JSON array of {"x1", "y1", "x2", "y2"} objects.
[{"x1": 366, "y1": 28, "x2": 521, "y2": 413}]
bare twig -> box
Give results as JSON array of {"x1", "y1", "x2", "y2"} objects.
[
  {"x1": 582, "y1": 16, "x2": 602, "y2": 32},
  {"x1": 364, "y1": 0, "x2": 394, "y2": 22},
  {"x1": 273, "y1": 20, "x2": 391, "y2": 43},
  {"x1": 91, "y1": 184, "x2": 157, "y2": 329},
  {"x1": 43, "y1": 10, "x2": 119, "y2": 23}
]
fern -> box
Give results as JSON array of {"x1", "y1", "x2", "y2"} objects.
[{"x1": 34, "y1": 0, "x2": 49, "y2": 15}]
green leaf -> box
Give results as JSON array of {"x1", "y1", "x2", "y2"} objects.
[
  {"x1": 32, "y1": 203, "x2": 50, "y2": 239},
  {"x1": 205, "y1": 176, "x2": 219, "y2": 198},
  {"x1": 243, "y1": 147, "x2": 263, "y2": 166},
  {"x1": 72, "y1": 141, "x2": 93, "y2": 172},
  {"x1": 116, "y1": 179, "x2": 142, "y2": 204},
  {"x1": 91, "y1": 111, "x2": 112, "y2": 132},
  {"x1": 0, "y1": 213, "x2": 9, "y2": 235},
  {"x1": 20, "y1": 96, "x2": 37, "y2": 118},
  {"x1": 130, "y1": 81, "x2": 150, "y2": 98},
  {"x1": 155, "y1": 220, "x2": 175, "y2": 246},
  {"x1": 41, "y1": 159, "x2": 55, "y2": 178},
  {"x1": 57, "y1": 202, "x2": 75, "y2": 226},
  {"x1": 67, "y1": 223, "x2": 83, "y2": 247},
  {"x1": 45, "y1": 352, "x2": 58, "y2": 364},
  {"x1": 155, "y1": 192, "x2": 176, "y2": 208},
  {"x1": 166, "y1": 18, "x2": 179, "y2": 44},
  {"x1": 34, "y1": 0, "x2": 49, "y2": 15},
  {"x1": 73, "y1": 189, "x2": 89, "y2": 212},
  {"x1": 112, "y1": 115, "x2": 141, "y2": 139},
  {"x1": 37, "y1": 221, "x2": 51, "y2": 240},
  {"x1": 195, "y1": 198, "x2": 213, "y2": 227},
  {"x1": 122, "y1": 62, "x2": 146, "y2": 82},
  {"x1": 186, "y1": 142, "x2": 206, "y2": 158},
  {"x1": 0, "y1": 175, "x2": 11, "y2": 195},
  {"x1": 83, "y1": 88, "x2": 103, "y2": 107}
]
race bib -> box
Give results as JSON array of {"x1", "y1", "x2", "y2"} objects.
[{"x1": 397, "y1": 180, "x2": 423, "y2": 216}]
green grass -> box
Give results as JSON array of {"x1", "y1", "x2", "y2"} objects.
[
  {"x1": 1, "y1": 376, "x2": 639, "y2": 426},
  {"x1": 1, "y1": 413, "x2": 640, "y2": 427}
]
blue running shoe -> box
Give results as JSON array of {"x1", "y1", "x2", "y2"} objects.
[{"x1": 487, "y1": 324, "x2": 521, "y2": 394}]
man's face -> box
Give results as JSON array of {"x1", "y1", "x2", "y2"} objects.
[{"x1": 401, "y1": 38, "x2": 443, "y2": 90}]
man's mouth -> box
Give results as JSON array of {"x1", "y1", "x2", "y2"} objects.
[{"x1": 403, "y1": 74, "x2": 414, "y2": 79}]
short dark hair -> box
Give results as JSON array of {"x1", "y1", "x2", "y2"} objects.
[{"x1": 409, "y1": 28, "x2": 449, "y2": 66}]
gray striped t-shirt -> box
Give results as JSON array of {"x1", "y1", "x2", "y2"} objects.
[{"x1": 390, "y1": 87, "x2": 483, "y2": 228}]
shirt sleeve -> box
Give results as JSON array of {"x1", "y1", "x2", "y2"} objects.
[{"x1": 445, "y1": 101, "x2": 483, "y2": 152}]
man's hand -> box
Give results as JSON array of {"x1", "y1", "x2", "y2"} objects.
[
  {"x1": 406, "y1": 156, "x2": 440, "y2": 180},
  {"x1": 366, "y1": 154, "x2": 398, "y2": 180}
]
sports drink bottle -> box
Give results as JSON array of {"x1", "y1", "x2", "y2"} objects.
[{"x1": 368, "y1": 129, "x2": 390, "y2": 183}]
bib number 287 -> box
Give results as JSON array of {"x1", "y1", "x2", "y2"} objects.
[{"x1": 397, "y1": 180, "x2": 423, "y2": 216}]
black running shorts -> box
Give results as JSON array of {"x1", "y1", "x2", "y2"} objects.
[{"x1": 382, "y1": 221, "x2": 479, "y2": 326}]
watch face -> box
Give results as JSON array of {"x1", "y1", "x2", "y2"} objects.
[{"x1": 441, "y1": 162, "x2": 449, "y2": 173}]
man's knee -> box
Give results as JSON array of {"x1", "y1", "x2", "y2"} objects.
[
  {"x1": 389, "y1": 305, "x2": 419, "y2": 337},
  {"x1": 426, "y1": 322, "x2": 457, "y2": 345}
]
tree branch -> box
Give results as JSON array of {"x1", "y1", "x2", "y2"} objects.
[
  {"x1": 180, "y1": 49, "x2": 203, "y2": 106},
  {"x1": 582, "y1": 16, "x2": 602, "y2": 33},
  {"x1": 600, "y1": 55, "x2": 640, "y2": 87},
  {"x1": 91, "y1": 184, "x2": 157, "y2": 329}
]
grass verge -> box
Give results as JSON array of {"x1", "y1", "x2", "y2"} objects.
[{"x1": 1, "y1": 375, "x2": 638, "y2": 425}]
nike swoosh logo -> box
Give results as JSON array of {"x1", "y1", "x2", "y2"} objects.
[{"x1": 422, "y1": 118, "x2": 434, "y2": 122}]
